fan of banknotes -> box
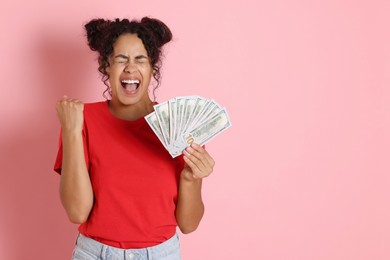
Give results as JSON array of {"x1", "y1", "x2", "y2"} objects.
[{"x1": 145, "y1": 96, "x2": 232, "y2": 158}]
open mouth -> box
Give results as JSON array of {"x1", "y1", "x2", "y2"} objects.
[{"x1": 121, "y1": 79, "x2": 140, "y2": 93}]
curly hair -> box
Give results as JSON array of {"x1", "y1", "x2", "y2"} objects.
[{"x1": 84, "y1": 17, "x2": 173, "y2": 100}]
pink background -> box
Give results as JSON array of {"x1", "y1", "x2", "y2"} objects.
[{"x1": 1, "y1": 0, "x2": 389, "y2": 259}]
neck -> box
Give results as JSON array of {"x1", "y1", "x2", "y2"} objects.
[{"x1": 108, "y1": 99, "x2": 154, "y2": 121}]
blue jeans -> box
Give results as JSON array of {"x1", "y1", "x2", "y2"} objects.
[{"x1": 72, "y1": 233, "x2": 181, "y2": 260}]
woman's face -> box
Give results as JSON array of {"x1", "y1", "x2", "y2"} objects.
[{"x1": 106, "y1": 33, "x2": 153, "y2": 107}]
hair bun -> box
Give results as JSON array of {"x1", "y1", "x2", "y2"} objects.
[
  {"x1": 141, "y1": 17, "x2": 173, "y2": 48},
  {"x1": 85, "y1": 19, "x2": 111, "y2": 52}
]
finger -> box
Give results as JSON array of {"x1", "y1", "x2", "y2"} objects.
[
  {"x1": 188, "y1": 144, "x2": 214, "y2": 178},
  {"x1": 184, "y1": 149, "x2": 213, "y2": 179},
  {"x1": 184, "y1": 146, "x2": 207, "y2": 170},
  {"x1": 190, "y1": 143, "x2": 212, "y2": 163},
  {"x1": 189, "y1": 143, "x2": 215, "y2": 169},
  {"x1": 56, "y1": 98, "x2": 68, "y2": 110},
  {"x1": 67, "y1": 98, "x2": 77, "y2": 103},
  {"x1": 57, "y1": 96, "x2": 66, "y2": 104},
  {"x1": 183, "y1": 153, "x2": 202, "y2": 178},
  {"x1": 63, "y1": 98, "x2": 83, "y2": 107}
]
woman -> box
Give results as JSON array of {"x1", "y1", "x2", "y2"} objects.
[{"x1": 54, "y1": 17, "x2": 215, "y2": 260}]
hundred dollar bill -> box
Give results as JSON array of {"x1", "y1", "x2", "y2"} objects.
[
  {"x1": 188, "y1": 99, "x2": 221, "y2": 130},
  {"x1": 175, "y1": 97, "x2": 185, "y2": 142},
  {"x1": 181, "y1": 107, "x2": 231, "y2": 149},
  {"x1": 177, "y1": 96, "x2": 197, "y2": 135},
  {"x1": 145, "y1": 112, "x2": 168, "y2": 150},
  {"x1": 154, "y1": 101, "x2": 170, "y2": 145},
  {"x1": 173, "y1": 96, "x2": 191, "y2": 147},
  {"x1": 198, "y1": 100, "x2": 222, "y2": 126},
  {"x1": 168, "y1": 99, "x2": 177, "y2": 148},
  {"x1": 169, "y1": 96, "x2": 202, "y2": 156},
  {"x1": 185, "y1": 97, "x2": 207, "y2": 131}
]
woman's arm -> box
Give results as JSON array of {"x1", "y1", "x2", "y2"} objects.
[
  {"x1": 175, "y1": 143, "x2": 215, "y2": 234},
  {"x1": 56, "y1": 97, "x2": 94, "y2": 224}
]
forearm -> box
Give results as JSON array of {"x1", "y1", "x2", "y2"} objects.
[
  {"x1": 175, "y1": 177, "x2": 204, "y2": 234},
  {"x1": 60, "y1": 131, "x2": 93, "y2": 224}
]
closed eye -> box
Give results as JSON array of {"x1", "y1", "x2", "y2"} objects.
[
  {"x1": 135, "y1": 55, "x2": 149, "y2": 64},
  {"x1": 112, "y1": 54, "x2": 149, "y2": 65},
  {"x1": 113, "y1": 55, "x2": 128, "y2": 64}
]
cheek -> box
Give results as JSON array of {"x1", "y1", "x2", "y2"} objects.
[
  {"x1": 108, "y1": 71, "x2": 120, "y2": 87},
  {"x1": 108, "y1": 66, "x2": 122, "y2": 80},
  {"x1": 141, "y1": 68, "x2": 153, "y2": 81}
]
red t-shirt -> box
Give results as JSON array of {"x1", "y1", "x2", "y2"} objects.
[{"x1": 54, "y1": 101, "x2": 184, "y2": 248}]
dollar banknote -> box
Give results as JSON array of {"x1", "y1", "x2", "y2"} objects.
[{"x1": 145, "y1": 96, "x2": 232, "y2": 158}]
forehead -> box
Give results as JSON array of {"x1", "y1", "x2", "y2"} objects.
[{"x1": 112, "y1": 33, "x2": 147, "y2": 55}]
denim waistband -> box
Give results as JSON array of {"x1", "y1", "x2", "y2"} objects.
[{"x1": 74, "y1": 233, "x2": 181, "y2": 260}]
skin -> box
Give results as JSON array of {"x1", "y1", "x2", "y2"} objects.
[{"x1": 56, "y1": 33, "x2": 215, "y2": 234}]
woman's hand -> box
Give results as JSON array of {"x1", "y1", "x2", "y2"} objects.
[
  {"x1": 56, "y1": 96, "x2": 84, "y2": 134},
  {"x1": 181, "y1": 143, "x2": 215, "y2": 181}
]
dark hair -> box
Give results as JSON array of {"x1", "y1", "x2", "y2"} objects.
[{"x1": 84, "y1": 17, "x2": 173, "y2": 100}]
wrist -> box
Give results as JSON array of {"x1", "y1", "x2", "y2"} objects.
[
  {"x1": 62, "y1": 128, "x2": 82, "y2": 137},
  {"x1": 61, "y1": 130, "x2": 83, "y2": 146},
  {"x1": 180, "y1": 173, "x2": 202, "y2": 186}
]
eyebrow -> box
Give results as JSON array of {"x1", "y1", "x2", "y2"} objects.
[
  {"x1": 114, "y1": 54, "x2": 129, "y2": 60},
  {"x1": 135, "y1": 55, "x2": 148, "y2": 59},
  {"x1": 114, "y1": 54, "x2": 148, "y2": 60}
]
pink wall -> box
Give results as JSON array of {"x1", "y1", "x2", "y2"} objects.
[{"x1": 1, "y1": 0, "x2": 389, "y2": 259}]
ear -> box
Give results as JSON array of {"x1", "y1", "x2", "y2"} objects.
[{"x1": 152, "y1": 66, "x2": 158, "y2": 76}]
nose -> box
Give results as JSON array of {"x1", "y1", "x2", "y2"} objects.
[{"x1": 124, "y1": 61, "x2": 137, "y2": 73}]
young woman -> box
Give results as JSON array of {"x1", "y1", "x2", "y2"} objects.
[{"x1": 54, "y1": 17, "x2": 215, "y2": 260}]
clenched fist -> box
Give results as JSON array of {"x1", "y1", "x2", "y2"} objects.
[{"x1": 56, "y1": 96, "x2": 84, "y2": 134}]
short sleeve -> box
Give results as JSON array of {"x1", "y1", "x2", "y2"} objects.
[{"x1": 53, "y1": 127, "x2": 90, "y2": 175}]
